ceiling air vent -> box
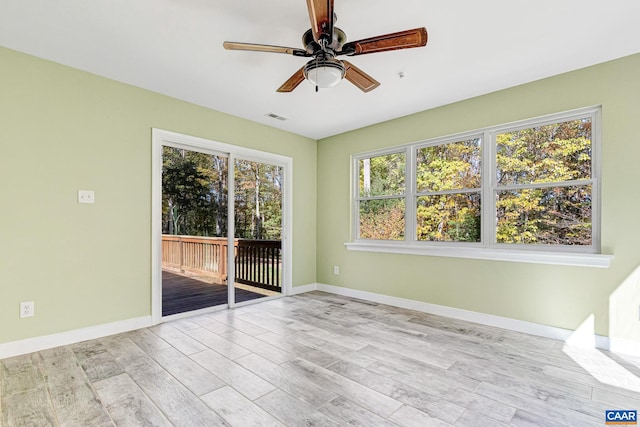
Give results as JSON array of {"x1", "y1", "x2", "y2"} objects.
[{"x1": 265, "y1": 112, "x2": 288, "y2": 121}]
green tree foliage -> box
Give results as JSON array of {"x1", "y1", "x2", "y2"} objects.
[
  {"x1": 162, "y1": 147, "x2": 227, "y2": 236},
  {"x1": 162, "y1": 148, "x2": 283, "y2": 239},
  {"x1": 496, "y1": 119, "x2": 592, "y2": 245},
  {"x1": 416, "y1": 139, "x2": 481, "y2": 242},
  {"x1": 358, "y1": 119, "x2": 592, "y2": 246},
  {"x1": 234, "y1": 160, "x2": 282, "y2": 240},
  {"x1": 359, "y1": 199, "x2": 405, "y2": 240},
  {"x1": 358, "y1": 153, "x2": 405, "y2": 239}
]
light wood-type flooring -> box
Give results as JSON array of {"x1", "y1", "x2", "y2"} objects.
[{"x1": 2, "y1": 291, "x2": 640, "y2": 426}]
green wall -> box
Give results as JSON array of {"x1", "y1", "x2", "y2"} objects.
[
  {"x1": 0, "y1": 46, "x2": 317, "y2": 344},
  {"x1": 317, "y1": 54, "x2": 640, "y2": 343},
  {"x1": 2, "y1": 43, "x2": 639, "y2": 347}
]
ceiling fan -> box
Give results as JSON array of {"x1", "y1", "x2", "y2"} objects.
[{"x1": 223, "y1": 0, "x2": 428, "y2": 93}]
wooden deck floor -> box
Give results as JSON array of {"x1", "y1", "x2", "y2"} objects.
[{"x1": 162, "y1": 271, "x2": 267, "y2": 316}]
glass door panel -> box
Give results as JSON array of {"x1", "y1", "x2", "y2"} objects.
[
  {"x1": 233, "y1": 159, "x2": 283, "y2": 303},
  {"x1": 161, "y1": 146, "x2": 229, "y2": 316}
]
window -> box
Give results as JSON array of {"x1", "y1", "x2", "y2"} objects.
[
  {"x1": 357, "y1": 151, "x2": 406, "y2": 240},
  {"x1": 495, "y1": 119, "x2": 593, "y2": 247},
  {"x1": 350, "y1": 107, "x2": 608, "y2": 266},
  {"x1": 416, "y1": 137, "x2": 482, "y2": 242}
]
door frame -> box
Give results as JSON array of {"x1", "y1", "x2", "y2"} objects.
[{"x1": 151, "y1": 129, "x2": 293, "y2": 324}]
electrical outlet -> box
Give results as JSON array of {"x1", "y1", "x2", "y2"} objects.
[
  {"x1": 333, "y1": 265, "x2": 339, "y2": 275},
  {"x1": 20, "y1": 301, "x2": 34, "y2": 318},
  {"x1": 78, "y1": 190, "x2": 95, "y2": 204}
]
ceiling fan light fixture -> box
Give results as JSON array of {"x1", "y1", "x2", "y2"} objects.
[{"x1": 304, "y1": 57, "x2": 345, "y2": 88}]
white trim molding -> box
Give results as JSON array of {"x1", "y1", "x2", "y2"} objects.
[
  {"x1": 2, "y1": 284, "x2": 637, "y2": 360},
  {"x1": 151, "y1": 128, "x2": 294, "y2": 322},
  {"x1": 345, "y1": 242, "x2": 613, "y2": 268},
  {"x1": 0, "y1": 316, "x2": 152, "y2": 360},
  {"x1": 290, "y1": 283, "x2": 320, "y2": 295},
  {"x1": 350, "y1": 106, "x2": 607, "y2": 266}
]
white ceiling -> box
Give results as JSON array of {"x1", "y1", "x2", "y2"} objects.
[{"x1": 1, "y1": 0, "x2": 639, "y2": 140}]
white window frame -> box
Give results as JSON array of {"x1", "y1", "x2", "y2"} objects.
[{"x1": 346, "y1": 106, "x2": 613, "y2": 268}]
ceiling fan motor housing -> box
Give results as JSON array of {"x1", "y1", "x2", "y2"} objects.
[{"x1": 303, "y1": 27, "x2": 347, "y2": 55}]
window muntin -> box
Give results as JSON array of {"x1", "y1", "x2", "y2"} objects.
[{"x1": 352, "y1": 108, "x2": 600, "y2": 253}]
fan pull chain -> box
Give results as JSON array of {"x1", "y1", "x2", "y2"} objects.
[{"x1": 315, "y1": 56, "x2": 319, "y2": 92}]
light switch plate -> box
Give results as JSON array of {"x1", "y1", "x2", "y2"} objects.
[{"x1": 78, "y1": 190, "x2": 95, "y2": 204}]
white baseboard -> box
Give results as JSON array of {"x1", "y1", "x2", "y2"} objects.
[
  {"x1": 0, "y1": 316, "x2": 152, "y2": 360},
  {"x1": 3, "y1": 284, "x2": 637, "y2": 359},
  {"x1": 299, "y1": 283, "x2": 630, "y2": 355},
  {"x1": 289, "y1": 283, "x2": 319, "y2": 295},
  {"x1": 609, "y1": 337, "x2": 640, "y2": 356}
]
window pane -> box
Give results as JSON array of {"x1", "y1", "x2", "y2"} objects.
[
  {"x1": 359, "y1": 152, "x2": 405, "y2": 197},
  {"x1": 496, "y1": 185, "x2": 592, "y2": 245},
  {"x1": 359, "y1": 198, "x2": 405, "y2": 240},
  {"x1": 417, "y1": 193, "x2": 481, "y2": 242},
  {"x1": 496, "y1": 118, "x2": 592, "y2": 186},
  {"x1": 416, "y1": 138, "x2": 481, "y2": 193}
]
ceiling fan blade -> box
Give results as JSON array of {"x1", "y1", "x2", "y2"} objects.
[
  {"x1": 224, "y1": 41, "x2": 308, "y2": 56},
  {"x1": 277, "y1": 67, "x2": 306, "y2": 92},
  {"x1": 306, "y1": 0, "x2": 334, "y2": 43},
  {"x1": 343, "y1": 60, "x2": 380, "y2": 93},
  {"x1": 341, "y1": 27, "x2": 427, "y2": 56}
]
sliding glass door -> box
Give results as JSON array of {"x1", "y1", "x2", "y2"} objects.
[{"x1": 153, "y1": 131, "x2": 288, "y2": 319}]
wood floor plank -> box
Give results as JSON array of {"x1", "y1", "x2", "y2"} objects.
[
  {"x1": 125, "y1": 328, "x2": 172, "y2": 355},
  {"x1": 448, "y1": 358, "x2": 593, "y2": 398},
  {"x1": 325, "y1": 359, "x2": 464, "y2": 423},
  {"x1": 388, "y1": 405, "x2": 453, "y2": 427},
  {"x1": 254, "y1": 389, "x2": 341, "y2": 426},
  {"x1": 148, "y1": 324, "x2": 208, "y2": 356},
  {"x1": 476, "y1": 382, "x2": 602, "y2": 426},
  {"x1": 358, "y1": 345, "x2": 480, "y2": 392},
  {"x1": 234, "y1": 353, "x2": 337, "y2": 408},
  {"x1": 201, "y1": 386, "x2": 285, "y2": 427},
  {"x1": 133, "y1": 369, "x2": 230, "y2": 426},
  {"x1": 254, "y1": 331, "x2": 343, "y2": 368},
  {"x1": 38, "y1": 347, "x2": 113, "y2": 426},
  {"x1": 349, "y1": 324, "x2": 456, "y2": 370},
  {"x1": 150, "y1": 347, "x2": 226, "y2": 396},
  {"x1": 591, "y1": 386, "x2": 640, "y2": 409},
  {"x1": 214, "y1": 329, "x2": 296, "y2": 365},
  {"x1": 183, "y1": 327, "x2": 251, "y2": 360},
  {"x1": 2, "y1": 388, "x2": 57, "y2": 426},
  {"x1": 1, "y1": 353, "x2": 45, "y2": 396},
  {"x1": 318, "y1": 396, "x2": 398, "y2": 427},
  {"x1": 99, "y1": 335, "x2": 163, "y2": 379},
  {"x1": 454, "y1": 410, "x2": 511, "y2": 427},
  {"x1": 204, "y1": 311, "x2": 270, "y2": 336},
  {"x1": 282, "y1": 358, "x2": 403, "y2": 418},
  {"x1": 71, "y1": 340, "x2": 124, "y2": 383},
  {"x1": 190, "y1": 350, "x2": 276, "y2": 400},
  {"x1": 93, "y1": 373, "x2": 172, "y2": 427}
]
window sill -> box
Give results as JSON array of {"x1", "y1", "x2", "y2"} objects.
[{"x1": 344, "y1": 242, "x2": 613, "y2": 268}]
